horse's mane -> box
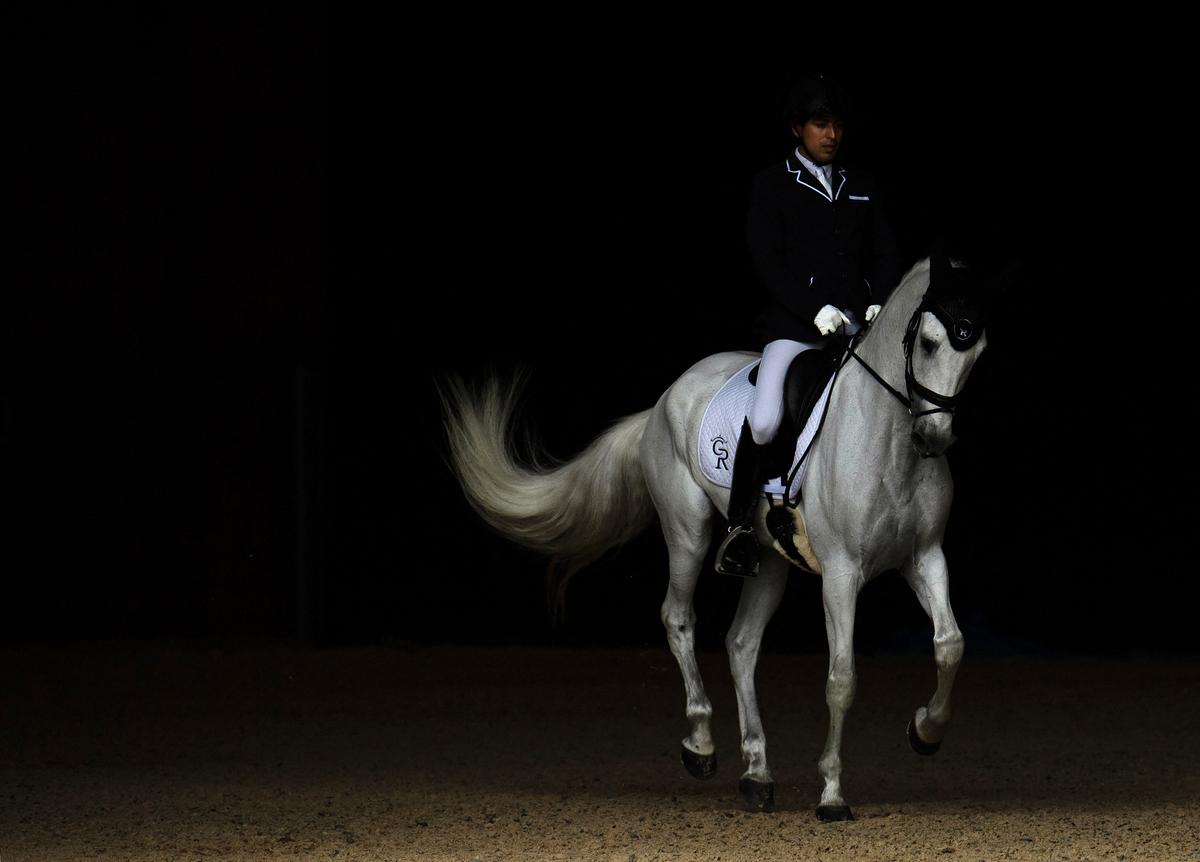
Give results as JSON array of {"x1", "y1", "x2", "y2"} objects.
[
  {"x1": 892, "y1": 256, "x2": 932, "y2": 305},
  {"x1": 858, "y1": 256, "x2": 930, "y2": 350},
  {"x1": 898, "y1": 255, "x2": 932, "y2": 286}
]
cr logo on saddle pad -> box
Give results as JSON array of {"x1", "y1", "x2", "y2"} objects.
[{"x1": 710, "y1": 436, "x2": 730, "y2": 471}]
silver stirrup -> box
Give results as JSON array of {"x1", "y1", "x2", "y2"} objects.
[{"x1": 715, "y1": 525, "x2": 759, "y2": 577}]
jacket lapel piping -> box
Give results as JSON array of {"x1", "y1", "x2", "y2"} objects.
[
  {"x1": 832, "y1": 167, "x2": 846, "y2": 201},
  {"x1": 785, "y1": 154, "x2": 832, "y2": 202}
]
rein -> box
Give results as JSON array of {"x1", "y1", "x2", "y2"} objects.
[
  {"x1": 776, "y1": 302, "x2": 971, "y2": 502},
  {"x1": 847, "y1": 304, "x2": 966, "y2": 419}
]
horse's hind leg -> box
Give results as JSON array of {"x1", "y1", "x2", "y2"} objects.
[
  {"x1": 903, "y1": 545, "x2": 963, "y2": 754},
  {"x1": 726, "y1": 552, "x2": 789, "y2": 811},
  {"x1": 652, "y1": 476, "x2": 718, "y2": 780}
]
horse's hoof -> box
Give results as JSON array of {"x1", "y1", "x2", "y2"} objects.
[
  {"x1": 907, "y1": 717, "x2": 942, "y2": 756},
  {"x1": 738, "y1": 777, "x2": 775, "y2": 812},
  {"x1": 816, "y1": 804, "x2": 854, "y2": 822},
  {"x1": 680, "y1": 746, "x2": 717, "y2": 780}
]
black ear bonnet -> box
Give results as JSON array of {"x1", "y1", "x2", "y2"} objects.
[{"x1": 914, "y1": 242, "x2": 991, "y2": 351}]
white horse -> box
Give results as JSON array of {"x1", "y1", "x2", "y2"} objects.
[{"x1": 439, "y1": 252, "x2": 1006, "y2": 820}]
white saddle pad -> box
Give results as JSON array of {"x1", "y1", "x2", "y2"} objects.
[{"x1": 697, "y1": 359, "x2": 834, "y2": 501}]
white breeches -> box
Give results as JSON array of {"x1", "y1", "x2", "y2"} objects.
[
  {"x1": 748, "y1": 310, "x2": 862, "y2": 445},
  {"x1": 747, "y1": 338, "x2": 827, "y2": 445}
]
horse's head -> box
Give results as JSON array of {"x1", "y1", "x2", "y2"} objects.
[{"x1": 901, "y1": 247, "x2": 1016, "y2": 458}]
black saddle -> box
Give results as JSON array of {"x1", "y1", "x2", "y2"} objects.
[{"x1": 746, "y1": 342, "x2": 842, "y2": 484}]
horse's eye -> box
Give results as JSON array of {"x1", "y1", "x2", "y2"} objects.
[{"x1": 920, "y1": 337, "x2": 937, "y2": 354}]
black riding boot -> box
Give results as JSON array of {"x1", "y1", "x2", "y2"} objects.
[{"x1": 715, "y1": 418, "x2": 769, "y2": 577}]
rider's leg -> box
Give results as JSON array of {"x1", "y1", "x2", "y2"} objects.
[
  {"x1": 716, "y1": 340, "x2": 807, "y2": 577},
  {"x1": 749, "y1": 340, "x2": 808, "y2": 445},
  {"x1": 714, "y1": 415, "x2": 767, "y2": 577}
]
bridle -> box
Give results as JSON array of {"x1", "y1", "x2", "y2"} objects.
[
  {"x1": 778, "y1": 290, "x2": 987, "y2": 499},
  {"x1": 845, "y1": 299, "x2": 980, "y2": 419}
]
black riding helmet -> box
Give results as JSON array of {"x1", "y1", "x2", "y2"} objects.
[{"x1": 782, "y1": 74, "x2": 855, "y2": 129}]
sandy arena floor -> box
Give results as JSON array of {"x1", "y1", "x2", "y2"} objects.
[{"x1": 1, "y1": 643, "x2": 1198, "y2": 861}]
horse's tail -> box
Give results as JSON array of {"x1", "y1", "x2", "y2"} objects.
[{"x1": 436, "y1": 371, "x2": 656, "y2": 623}]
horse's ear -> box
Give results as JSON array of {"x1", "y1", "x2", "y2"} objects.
[{"x1": 927, "y1": 236, "x2": 975, "y2": 303}]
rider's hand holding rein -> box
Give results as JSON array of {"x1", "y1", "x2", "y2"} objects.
[
  {"x1": 865, "y1": 304, "x2": 881, "y2": 323},
  {"x1": 815, "y1": 304, "x2": 852, "y2": 336}
]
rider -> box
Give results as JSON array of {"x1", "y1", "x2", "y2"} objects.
[{"x1": 716, "y1": 74, "x2": 903, "y2": 577}]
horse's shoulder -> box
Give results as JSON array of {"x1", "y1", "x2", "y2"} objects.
[{"x1": 912, "y1": 459, "x2": 955, "y2": 520}]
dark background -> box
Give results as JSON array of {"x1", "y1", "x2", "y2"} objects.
[{"x1": 6, "y1": 13, "x2": 1192, "y2": 654}]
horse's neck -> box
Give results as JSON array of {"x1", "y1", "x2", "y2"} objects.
[
  {"x1": 823, "y1": 269, "x2": 927, "y2": 479},
  {"x1": 852, "y1": 268, "x2": 923, "y2": 393}
]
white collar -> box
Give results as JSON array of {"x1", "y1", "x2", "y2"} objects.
[{"x1": 793, "y1": 147, "x2": 833, "y2": 178}]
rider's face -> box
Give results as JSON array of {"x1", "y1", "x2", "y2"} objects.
[{"x1": 791, "y1": 115, "x2": 844, "y2": 165}]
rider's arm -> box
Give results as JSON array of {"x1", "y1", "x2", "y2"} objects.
[{"x1": 746, "y1": 173, "x2": 828, "y2": 330}]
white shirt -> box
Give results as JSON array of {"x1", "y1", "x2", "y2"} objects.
[{"x1": 794, "y1": 147, "x2": 834, "y2": 198}]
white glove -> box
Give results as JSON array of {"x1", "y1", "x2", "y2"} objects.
[
  {"x1": 814, "y1": 304, "x2": 851, "y2": 336},
  {"x1": 865, "y1": 304, "x2": 882, "y2": 323}
]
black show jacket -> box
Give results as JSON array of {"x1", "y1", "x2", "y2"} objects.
[{"x1": 746, "y1": 152, "x2": 902, "y2": 343}]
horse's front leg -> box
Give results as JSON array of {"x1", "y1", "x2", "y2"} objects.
[
  {"x1": 903, "y1": 544, "x2": 964, "y2": 754},
  {"x1": 817, "y1": 567, "x2": 863, "y2": 821},
  {"x1": 725, "y1": 551, "x2": 789, "y2": 811}
]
